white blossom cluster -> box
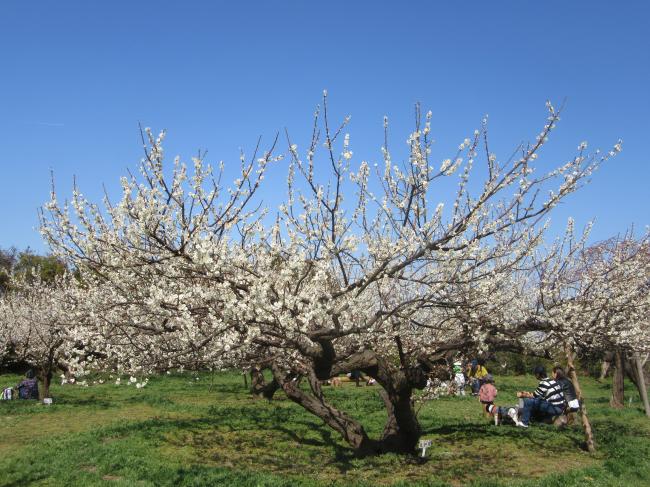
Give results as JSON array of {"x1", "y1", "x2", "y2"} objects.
[{"x1": 535, "y1": 229, "x2": 650, "y2": 355}]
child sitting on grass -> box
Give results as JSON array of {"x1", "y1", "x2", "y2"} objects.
[
  {"x1": 478, "y1": 374, "x2": 498, "y2": 423},
  {"x1": 16, "y1": 370, "x2": 39, "y2": 400}
]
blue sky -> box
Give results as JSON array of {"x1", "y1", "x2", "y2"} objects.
[{"x1": 1, "y1": 1, "x2": 648, "y2": 252}]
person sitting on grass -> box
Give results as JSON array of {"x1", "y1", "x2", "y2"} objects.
[
  {"x1": 514, "y1": 365, "x2": 565, "y2": 428},
  {"x1": 16, "y1": 370, "x2": 39, "y2": 400},
  {"x1": 553, "y1": 366, "x2": 580, "y2": 413}
]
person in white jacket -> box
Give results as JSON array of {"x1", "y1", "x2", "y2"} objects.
[{"x1": 453, "y1": 361, "x2": 466, "y2": 396}]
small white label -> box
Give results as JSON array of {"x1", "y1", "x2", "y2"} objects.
[
  {"x1": 418, "y1": 439, "x2": 432, "y2": 457},
  {"x1": 43, "y1": 397, "x2": 53, "y2": 405}
]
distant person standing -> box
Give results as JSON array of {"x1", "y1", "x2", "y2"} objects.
[
  {"x1": 467, "y1": 359, "x2": 488, "y2": 395},
  {"x1": 453, "y1": 360, "x2": 466, "y2": 396},
  {"x1": 17, "y1": 370, "x2": 39, "y2": 400}
]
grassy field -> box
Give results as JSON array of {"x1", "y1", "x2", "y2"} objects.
[{"x1": 0, "y1": 371, "x2": 649, "y2": 486}]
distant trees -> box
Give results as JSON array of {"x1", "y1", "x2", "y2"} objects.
[
  {"x1": 536, "y1": 230, "x2": 649, "y2": 358},
  {"x1": 527, "y1": 229, "x2": 650, "y2": 450},
  {"x1": 13, "y1": 251, "x2": 67, "y2": 284},
  {"x1": 572, "y1": 235, "x2": 650, "y2": 414},
  {"x1": 0, "y1": 248, "x2": 17, "y2": 295},
  {"x1": 0, "y1": 275, "x2": 76, "y2": 397},
  {"x1": 0, "y1": 248, "x2": 69, "y2": 381},
  {"x1": 0, "y1": 247, "x2": 66, "y2": 294}
]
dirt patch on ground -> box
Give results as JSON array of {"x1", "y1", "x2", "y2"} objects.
[{"x1": 102, "y1": 474, "x2": 123, "y2": 481}]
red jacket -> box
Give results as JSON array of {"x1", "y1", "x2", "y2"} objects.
[{"x1": 479, "y1": 383, "x2": 497, "y2": 402}]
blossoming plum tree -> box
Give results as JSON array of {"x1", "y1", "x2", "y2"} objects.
[{"x1": 40, "y1": 96, "x2": 622, "y2": 455}]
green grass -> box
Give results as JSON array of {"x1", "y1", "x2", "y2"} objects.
[{"x1": 0, "y1": 372, "x2": 649, "y2": 486}]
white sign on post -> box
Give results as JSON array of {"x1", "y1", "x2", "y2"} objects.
[
  {"x1": 418, "y1": 439, "x2": 432, "y2": 458},
  {"x1": 43, "y1": 397, "x2": 53, "y2": 405}
]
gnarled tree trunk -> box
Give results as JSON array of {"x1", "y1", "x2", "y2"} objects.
[
  {"x1": 634, "y1": 355, "x2": 650, "y2": 417},
  {"x1": 38, "y1": 353, "x2": 57, "y2": 400},
  {"x1": 377, "y1": 388, "x2": 421, "y2": 453},
  {"x1": 38, "y1": 366, "x2": 52, "y2": 399},
  {"x1": 269, "y1": 342, "x2": 430, "y2": 457},
  {"x1": 274, "y1": 367, "x2": 424, "y2": 455},
  {"x1": 626, "y1": 353, "x2": 650, "y2": 417},
  {"x1": 250, "y1": 367, "x2": 280, "y2": 400},
  {"x1": 610, "y1": 348, "x2": 625, "y2": 408},
  {"x1": 339, "y1": 345, "x2": 430, "y2": 454},
  {"x1": 271, "y1": 364, "x2": 379, "y2": 455},
  {"x1": 370, "y1": 352, "x2": 428, "y2": 455}
]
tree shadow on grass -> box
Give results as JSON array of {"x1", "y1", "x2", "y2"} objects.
[
  {"x1": 98, "y1": 408, "x2": 361, "y2": 475},
  {"x1": 423, "y1": 421, "x2": 586, "y2": 452},
  {"x1": 208, "y1": 382, "x2": 250, "y2": 394},
  {"x1": 591, "y1": 396, "x2": 614, "y2": 404},
  {"x1": 0, "y1": 395, "x2": 116, "y2": 414},
  {"x1": 55, "y1": 396, "x2": 115, "y2": 409}
]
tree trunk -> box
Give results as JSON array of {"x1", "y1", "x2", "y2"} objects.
[
  {"x1": 565, "y1": 345, "x2": 596, "y2": 453},
  {"x1": 284, "y1": 346, "x2": 428, "y2": 456},
  {"x1": 624, "y1": 354, "x2": 650, "y2": 415},
  {"x1": 632, "y1": 354, "x2": 650, "y2": 418},
  {"x1": 610, "y1": 349, "x2": 625, "y2": 409},
  {"x1": 271, "y1": 364, "x2": 378, "y2": 455},
  {"x1": 250, "y1": 367, "x2": 279, "y2": 400},
  {"x1": 377, "y1": 388, "x2": 421, "y2": 453},
  {"x1": 39, "y1": 367, "x2": 52, "y2": 399}
]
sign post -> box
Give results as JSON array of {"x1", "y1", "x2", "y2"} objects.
[{"x1": 418, "y1": 439, "x2": 432, "y2": 458}]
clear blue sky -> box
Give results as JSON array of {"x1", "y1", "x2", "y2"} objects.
[{"x1": 1, "y1": 1, "x2": 648, "y2": 252}]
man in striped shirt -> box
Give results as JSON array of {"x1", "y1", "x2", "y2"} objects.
[{"x1": 515, "y1": 365, "x2": 566, "y2": 427}]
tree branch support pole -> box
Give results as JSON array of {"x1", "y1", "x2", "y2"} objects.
[
  {"x1": 634, "y1": 353, "x2": 650, "y2": 418},
  {"x1": 565, "y1": 344, "x2": 596, "y2": 453}
]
